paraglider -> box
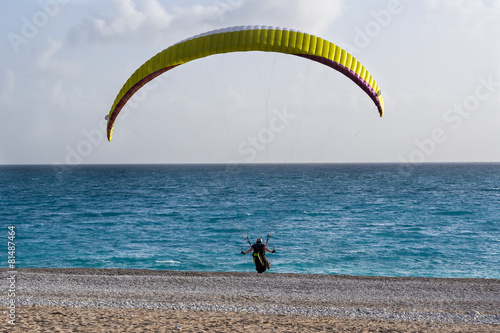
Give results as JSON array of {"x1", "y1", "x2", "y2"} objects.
[
  {"x1": 105, "y1": 26, "x2": 386, "y2": 273},
  {"x1": 241, "y1": 235, "x2": 276, "y2": 273},
  {"x1": 105, "y1": 25, "x2": 385, "y2": 141}
]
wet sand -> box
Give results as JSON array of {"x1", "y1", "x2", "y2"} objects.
[{"x1": 1, "y1": 268, "x2": 499, "y2": 332}]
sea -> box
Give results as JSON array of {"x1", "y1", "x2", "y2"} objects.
[{"x1": 1, "y1": 163, "x2": 499, "y2": 279}]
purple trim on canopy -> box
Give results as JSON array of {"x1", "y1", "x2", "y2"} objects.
[{"x1": 295, "y1": 54, "x2": 383, "y2": 117}]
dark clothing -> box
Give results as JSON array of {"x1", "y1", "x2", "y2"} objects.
[
  {"x1": 252, "y1": 243, "x2": 266, "y2": 258},
  {"x1": 251, "y1": 243, "x2": 270, "y2": 272}
]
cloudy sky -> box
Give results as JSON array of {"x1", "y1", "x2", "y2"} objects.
[{"x1": 1, "y1": 0, "x2": 499, "y2": 165}]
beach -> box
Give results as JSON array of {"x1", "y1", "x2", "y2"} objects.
[{"x1": 1, "y1": 268, "x2": 499, "y2": 332}]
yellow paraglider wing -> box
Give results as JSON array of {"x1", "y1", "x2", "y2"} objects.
[{"x1": 106, "y1": 25, "x2": 384, "y2": 141}]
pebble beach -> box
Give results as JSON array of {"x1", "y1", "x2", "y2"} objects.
[{"x1": 1, "y1": 268, "x2": 499, "y2": 332}]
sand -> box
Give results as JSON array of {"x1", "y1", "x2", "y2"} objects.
[{"x1": 1, "y1": 268, "x2": 499, "y2": 332}]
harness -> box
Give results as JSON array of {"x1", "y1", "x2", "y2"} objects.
[
  {"x1": 253, "y1": 251, "x2": 264, "y2": 266},
  {"x1": 251, "y1": 243, "x2": 266, "y2": 268}
]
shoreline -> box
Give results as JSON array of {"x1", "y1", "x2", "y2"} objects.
[
  {"x1": 1, "y1": 268, "x2": 499, "y2": 332},
  {"x1": 9, "y1": 266, "x2": 500, "y2": 278}
]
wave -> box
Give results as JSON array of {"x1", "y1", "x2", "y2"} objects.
[
  {"x1": 430, "y1": 210, "x2": 474, "y2": 216},
  {"x1": 156, "y1": 260, "x2": 181, "y2": 264}
]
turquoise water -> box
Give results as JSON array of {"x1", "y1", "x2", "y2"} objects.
[{"x1": 1, "y1": 163, "x2": 499, "y2": 278}]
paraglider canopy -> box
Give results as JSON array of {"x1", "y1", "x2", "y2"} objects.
[{"x1": 106, "y1": 25, "x2": 385, "y2": 141}]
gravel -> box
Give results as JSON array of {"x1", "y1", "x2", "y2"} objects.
[{"x1": 1, "y1": 268, "x2": 499, "y2": 325}]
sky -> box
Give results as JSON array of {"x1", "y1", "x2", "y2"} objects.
[{"x1": 0, "y1": 0, "x2": 499, "y2": 165}]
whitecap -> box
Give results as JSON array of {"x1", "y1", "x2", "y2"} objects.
[{"x1": 156, "y1": 260, "x2": 181, "y2": 264}]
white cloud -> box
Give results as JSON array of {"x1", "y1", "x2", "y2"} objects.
[
  {"x1": 68, "y1": 0, "x2": 344, "y2": 46},
  {"x1": 232, "y1": 0, "x2": 344, "y2": 34},
  {"x1": 37, "y1": 37, "x2": 63, "y2": 70},
  {"x1": 28, "y1": 38, "x2": 84, "y2": 109},
  {"x1": 69, "y1": 0, "x2": 172, "y2": 44},
  {"x1": 51, "y1": 80, "x2": 67, "y2": 107},
  {"x1": 33, "y1": 37, "x2": 81, "y2": 79},
  {"x1": 94, "y1": 0, "x2": 146, "y2": 37},
  {"x1": 424, "y1": 0, "x2": 500, "y2": 37},
  {"x1": 168, "y1": 0, "x2": 344, "y2": 38}
]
